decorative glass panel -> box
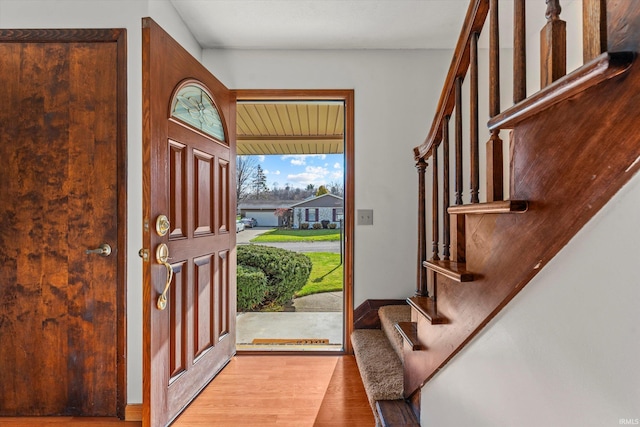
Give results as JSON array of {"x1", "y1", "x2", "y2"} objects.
[{"x1": 171, "y1": 84, "x2": 226, "y2": 142}]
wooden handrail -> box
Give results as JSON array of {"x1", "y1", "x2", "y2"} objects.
[{"x1": 413, "y1": 0, "x2": 489, "y2": 160}]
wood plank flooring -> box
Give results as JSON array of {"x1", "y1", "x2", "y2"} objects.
[{"x1": 0, "y1": 355, "x2": 375, "y2": 427}]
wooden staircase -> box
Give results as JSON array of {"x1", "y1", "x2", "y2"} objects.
[{"x1": 352, "y1": 1, "x2": 640, "y2": 425}]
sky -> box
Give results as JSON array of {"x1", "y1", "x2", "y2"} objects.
[{"x1": 254, "y1": 153, "x2": 344, "y2": 190}]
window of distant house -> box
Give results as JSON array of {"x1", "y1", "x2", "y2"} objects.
[
  {"x1": 332, "y1": 208, "x2": 343, "y2": 222},
  {"x1": 170, "y1": 83, "x2": 226, "y2": 142},
  {"x1": 305, "y1": 208, "x2": 318, "y2": 222}
]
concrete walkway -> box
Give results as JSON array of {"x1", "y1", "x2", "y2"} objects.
[
  {"x1": 236, "y1": 292, "x2": 344, "y2": 349},
  {"x1": 235, "y1": 228, "x2": 345, "y2": 350}
]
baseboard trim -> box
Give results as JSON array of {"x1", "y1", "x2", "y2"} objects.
[
  {"x1": 125, "y1": 404, "x2": 143, "y2": 421},
  {"x1": 353, "y1": 299, "x2": 406, "y2": 329}
]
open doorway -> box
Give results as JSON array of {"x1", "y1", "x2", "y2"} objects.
[{"x1": 234, "y1": 90, "x2": 354, "y2": 353}]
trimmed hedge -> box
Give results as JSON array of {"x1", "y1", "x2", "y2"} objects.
[
  {"x1": 237, "y1": 244, "x2": 312, "y2": 307},
  {"x1": 237, "y1": 265, "x2": 268, "y2": 311}
]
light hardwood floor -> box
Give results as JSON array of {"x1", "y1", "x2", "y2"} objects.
[{"x1": 0, "y1": 355, "x2": 375, "y2": 427}]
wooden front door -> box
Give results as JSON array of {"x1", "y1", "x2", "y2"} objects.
[
  {"x1": 142, "y1": 19, "x2": 236, "y2": 427},
  {"x1": 0, "y1": 30, "x2": 127, "y2": 416}
]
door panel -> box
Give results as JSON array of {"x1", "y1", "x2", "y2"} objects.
[
  {"x1": 142, "y1": 18, "x2": 236, "y2": 427},
  {"x1": 0, "y1": 29, "x2": 126, "y2": 416}
]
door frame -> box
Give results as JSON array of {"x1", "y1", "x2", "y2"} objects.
[
  {"x1": 235, "y1": 89, "x2": 355, "y2": 354},
  {"x1": 0, "y1": 28, "x2": 128, "y2": 417}
]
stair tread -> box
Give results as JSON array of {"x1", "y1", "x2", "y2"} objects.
[
  {"x1": 379, "y1": 305, "x2": 412, "y2": 361},
  {"x1": 376, "y1": 400, "x2": 420, "y2": 427},
  {"x1": 351, "y1": 329, "x2": 404, "y2": 404},
  {"x1": 407, "y1": 296, "x2": 447, "y2": 325},
  {"x1": 448, "y1": 200, "x2": 528, "y2": 215},
  {"x1": 395, "y1": 322, "x2": 421, "y2": 351},
  {"x1": 424, "y1": 259, "x2": 475, "y2": 282}
]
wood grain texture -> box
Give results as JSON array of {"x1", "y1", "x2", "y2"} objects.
[
  {"x1": 0, "y1": 29, "x2": 127, "y2": 417},
  {"x1": 489, "y1": 51, "x2": 634, "y2": 131},
  {"x1": 404, "y1": 0, "x2": 640, "y2": 399},
  {"x1": 142, "y1": 18, "x2": 237, "y2": 427},
  {"x1": 169, "y1": 355, "x2": 374, "y2": 427},
  {"x1": 423, "y1": 260, "x2": 475, "y2": 282},
  {"x1": 416, "y1": 159, "x2": 428, "y2": 296},
  {"x1": 442, "y1": 116, "x2": 451, "y2": 260},
  {"x1": 353, "y1": 299, "x2": 407, "y2": 329},
  {"x1": 514, "y1": 0, "x2": 527, "y2": 102},
  {"x1": 583, "y1": 0, "x2": 607, "y2": 62},
  {"x1": 470, "y1": 31, "x2": 480, "y2": 204},
  {"x1": 376, "y1": 400, "x2": 420, "y2": 427},
  {"x1": 0, "y1": 356, "x2": 371, "y2": 426},
  {"x1": 486, "y1": 131, "x2": 504, "y2": 202},
  {"x1": 395, "y1": 322, "x2": 421, "y2": 351},
  {"x1": 540, "y1": 14, "x2": 567, "y2": 87}
]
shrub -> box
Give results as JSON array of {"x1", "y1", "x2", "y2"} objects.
[
  {"x1": 237, "y1": 265, "x2": 268, "y2": 311},
  {"x1": 300, "y1": 222, "x2": 310, "y2": 229},
  {"x1": 237, "y1": 245, "x2": 312, "y2": 306},
  {"x1": 312, "y1": 223, "x2": 322, "y2": 229},
  {"x1": 328, "y1": 223, "x2": 337, "y2": 229}
]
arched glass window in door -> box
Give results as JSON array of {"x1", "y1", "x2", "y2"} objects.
[{"x1": 171, "y1": 83, "x2": 226, "y2": 142}]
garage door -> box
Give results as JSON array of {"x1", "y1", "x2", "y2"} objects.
[{"x1": 249, "y1": 211, "x2": 278, "y2": 227}]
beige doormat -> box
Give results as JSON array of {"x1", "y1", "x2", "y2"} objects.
[{"x1": 251, "y1": 338, "x2": 329, "y2": 345}]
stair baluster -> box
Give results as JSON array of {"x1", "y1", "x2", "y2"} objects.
[
  {"x1": 487, "y1": 0, "x2": 504, "y2": 202},
  {"x1": 470, "y1": 31, "x2": 480, "y2": 204},
  {"x1": 583, "y1": 0, "x2": 607, "y2": 63},
  {"x1": 432, "y1": 144, "x2": 440, "y2": 261},
  {"x1": 416, "y1": 158, "x2": 428, "y2": 297},
  {"x1": 442, "y1": 116, "x2": 451, "y2": 261},
  {"x1": 454, "y1": 76, "x2": 464, "y2": 206},
  {"x1": 514, "y1": 0, "x2": 527, "y2": 103}
]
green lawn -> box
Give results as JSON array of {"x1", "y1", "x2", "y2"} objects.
[
  {"x1": 295, "y1": 252, "x2": 343, "y2": 297},
  {"x1": 251, "y1": 228, "x2": 341, "y2": 242}
]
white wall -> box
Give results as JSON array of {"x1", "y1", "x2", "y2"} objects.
[
  {"x1": 421, "y1": 1, "x2": 639, "y2": 425},
  {"x1": 0, "y1": 0, "x2": 201, "y2": 404},
  {"x1": 202, "y1": 49, "x2": 453, "y2": 307},
  {"x1": 420, "y1": 169, "x2": 640, "y2": 427}
]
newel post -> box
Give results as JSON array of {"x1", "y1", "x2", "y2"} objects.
[
  {"x1": 540, "y1": 0, "x2": 567, "y2": 87},
  {"x1": 416, "y1": 158, "x2": 428, "y2": 297}
]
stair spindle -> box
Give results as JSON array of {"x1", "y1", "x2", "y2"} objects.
[
  {"x1": 454, "y1": 76, "x2": 463, "y2": 206},
  {"x1": 416, "y1": 158, "x2": 428, "y2": 297},
  {"x1": 470, "y1": 32, "x2": 480, "y2": 204},
  {"x1": 541, "y1": 0, "x2": 567, "y2": 87},
  {"x1": 487, "y1": 0, "x2": 504, "y2": 202},
  {"x1": 582, "y1": 0, "x2": 607, "y2": 63},
  {"x1": 514, "y1": 0, "x2": 527, "y2": 103},
  {"x1": 442, "y1": 116, "x2": 451, "y2": 261},
  {"x1": 489, "y1": 0, "x2": 500, "y2": 117},
  {"x1": 432, "y1": 144, "x2": 440, "y2": 261}
]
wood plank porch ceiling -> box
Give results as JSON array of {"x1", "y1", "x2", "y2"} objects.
[{"x1": 237, "y1": 102, "x2": 344, "y2": 155}]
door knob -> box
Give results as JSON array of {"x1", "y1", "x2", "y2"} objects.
[{"x1": 85, "y1": 243, "x2": 112, "y2": 257}]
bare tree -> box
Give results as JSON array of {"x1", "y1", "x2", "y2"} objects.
[
  {"x1": 237, "y1": 155, "x2": 258, "y2": 202},
  {"x1": 328, "y1": 180, "x2": 344, "y2": 197}
]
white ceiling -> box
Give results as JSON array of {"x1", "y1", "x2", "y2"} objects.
[{"x1": 169, "y1": 0, "x2": 477, "y2": 50}]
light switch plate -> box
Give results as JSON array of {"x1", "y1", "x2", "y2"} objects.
[{"x1": 357, "y1": 209, "x2": 373, "y2": 225}]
